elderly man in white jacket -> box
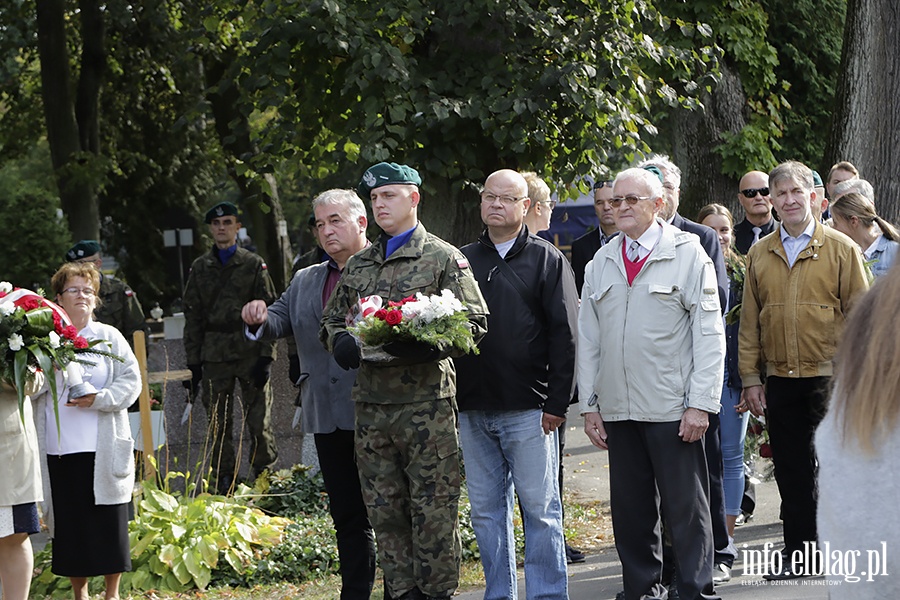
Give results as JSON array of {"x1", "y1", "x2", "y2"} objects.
[{"x1": 578, "y1": 166, "x2": 725, "y2": 600}]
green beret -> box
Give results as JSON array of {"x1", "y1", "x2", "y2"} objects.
[
  {"x1": 357, "y1": 162, "x2": 422, "y2": 199},
  {"x1": 204, "y1": 201, "x2": 239, "y2": 224},
  {"x1": 641, "y1": 165, "x2": 665, "y2": 184},
  {"x1": 65, "y1": 240, "x2": 101, "y2": 262},
  {"x1": 811, "y1": 170, "x2": 824, "y2": 187}
]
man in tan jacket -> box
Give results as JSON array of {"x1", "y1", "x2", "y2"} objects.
[{"x1": 739, "y1": 160, "x2": 868, "y2": 580}]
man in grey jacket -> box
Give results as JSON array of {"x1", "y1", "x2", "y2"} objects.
[
  {"x1": 578, "y1": 167, "x2": 725, "y2": 600},
  {"x1": 241, "y1": 189, "x2": 377, "y2": 599}
]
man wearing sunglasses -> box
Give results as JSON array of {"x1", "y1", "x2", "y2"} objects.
[{"x1": 734, "y1": 171, "x2": 775, "y2": 254}]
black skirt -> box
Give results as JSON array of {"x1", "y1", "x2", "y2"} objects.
[{"x1": 47, "y1": 452, "x2": 132, "y2": 577}]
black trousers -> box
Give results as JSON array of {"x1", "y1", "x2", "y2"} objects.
[
  {"x1": 765, "y1": 376, "x2": 828, "y2": 554},
  {"x1": 315, "y1": 429, "x2": 377, "y2": 600},
  {"x1": 606, "y1": 420, "x2": 719, "y2": 600},
  {"x1": 705, "y1": 414, "x2": 733, "y2": 566}
]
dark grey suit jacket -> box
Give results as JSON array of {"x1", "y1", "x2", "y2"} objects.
[{"x1": 254, "y1": 262, "x2": 356, "y2": 434}]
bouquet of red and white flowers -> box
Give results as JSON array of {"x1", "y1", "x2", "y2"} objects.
[
  {"x1": 0, "y1": 282, "x2": 121, "y2": 425},
  {"x1": 349, "y1": 289, "x2": 480, "y2": 362}
]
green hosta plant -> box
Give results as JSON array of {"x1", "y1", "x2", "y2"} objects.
[{"x1": 124, "y1": 473, "x2": 290, "y2": 593}]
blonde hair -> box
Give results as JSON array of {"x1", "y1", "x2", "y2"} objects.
[
  {"x1": 830, "y1": 193, "x2": 899, "y2": 241},
  {"x1": 521, "y1": 171, "x2": 551, "y2": 207},
  {"x1": 696, "y1": 203, "x2": 735, "y2": 260},
  {"x1": 832, "y1": 267, "x2": 900, "y2": 454},
  {"x1": 827, "y1": 160, "x2": 858, "y2": 183}
]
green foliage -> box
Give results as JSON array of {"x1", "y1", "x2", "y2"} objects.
[
  {"x1": 715, "y1": 108, "x2": 782, "y2": 178},
  {"x1": 184, "y1": 0, "x2": 718, "y2": 202},
  {"x1": 125, "y1": 475, "x2": 290, "y2": 593},
  {"x1": 654, "y1": 0, "x2": 788, "y2": 176},
  {"x1": 211, "y1": 519, "x2": 340, "y2": 587},
  {"x1": 252, "y1": 464, "x2": 330, "y2": 518},
  {"x1": 760, "y1": 0, "x2": 847, "y2": 167},
  {"x1": 0, "y1": 145, "x2": 70, "y2": 288}
]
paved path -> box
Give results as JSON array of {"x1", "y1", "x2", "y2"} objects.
[{"x1": 456, "y1": 414, "x2": 828, "y2": 599}]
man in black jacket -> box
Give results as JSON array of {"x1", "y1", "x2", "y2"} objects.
[{"x1": 456, "y1": 169, "x2": 580, "y2": 600}]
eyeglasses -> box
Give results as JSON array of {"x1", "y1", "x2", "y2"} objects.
[
  {"x1": 541, "y1": 200, "x2": 558, "y2": 210},
  {"x1": 62, "y1": 287, "x2": 95, "y2": 297},
  {"x1": 740, "y1": 187, "x2": 769, "y2": 198},
  {"x1": 480, "y1": 191, "x2": 525, "y2": 205},
  {"x1": 609, "y1": 195, "x2": 653, "y2": 207},
  {"x1": 593, "y1": 181, "x2": 613, "y2": 189}
]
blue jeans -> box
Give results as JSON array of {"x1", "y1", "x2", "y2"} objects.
[
  {"x1": 459, "y1": 409, "x2": 568, "y2": 600},
  {"x1": 719, "y1": 365, "x2": 748, "y2": 517}
]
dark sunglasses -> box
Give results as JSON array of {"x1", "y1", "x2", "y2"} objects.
[{"x1": 740, "y1": 187, "x2": 769, "y2": 198}]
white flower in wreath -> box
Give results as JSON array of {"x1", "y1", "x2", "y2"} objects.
[
  {"x1": 0, "y1": 303, "x2": 15, "y2": 317},
  {"x1": 8, "y1": 333, "x2": 24, "y2": 351},
  {"x1": 0, "y1": 281, "x2": 12, "y2": 294},
  {"x1": 48, "y1": 330, "x2": 61, "y2": 349}
]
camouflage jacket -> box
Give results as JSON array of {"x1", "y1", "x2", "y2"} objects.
[
  {"x1": 321, "y1": 223, "x2": 488, "y2": 404},
  {"x1": 183, "y1": 246, "x2": 276, "y2": 365},
  {"x1": 94, "y1": 275, "x2": 146, "y2": 344}
]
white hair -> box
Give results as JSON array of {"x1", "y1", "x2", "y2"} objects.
[
  {"x1": 614, "y1": 167, "x2": 664, "y2": 200},
  {"x1": 312, "y1": 189, "x2": 368, "y2": 222},
  {"x1": 832, "y1": 178, "x2": 875, "y2": 203}
]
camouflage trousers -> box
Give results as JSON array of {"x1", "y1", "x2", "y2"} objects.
[
  {"x1": 201, "y1": 357, "x2": 277, "y2": 493},
  {"x1": 355, "y1": 397, "x2": 461, "y2": 598}
]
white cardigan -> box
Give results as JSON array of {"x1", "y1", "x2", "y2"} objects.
[{"x1": 34, "y1": 321, "x2": 141, "y2": 535}]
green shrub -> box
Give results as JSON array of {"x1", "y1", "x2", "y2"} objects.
[
  {"x1": 123, "y1": 476, "x2": 290, "y2": 592},
  {"x1": 211, "y1": 518, "x2": 340, "y2": 587},
  {"x1": 252, "y1": 464, "x2": 330, "y2": 518}
]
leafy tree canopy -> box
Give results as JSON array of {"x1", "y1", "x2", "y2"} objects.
[{"x1": 182, "y1": 0, "x2": 719, "y2": 208}]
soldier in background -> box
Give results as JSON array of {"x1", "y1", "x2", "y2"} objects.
[
  {"x1": 65, "y1": 240, "x2": 146, "y2": 345},
  {"x1": 182, "y1": 201, "x2": 278, "y2": 494},
  {"x1": 320, "y1": 162, "x2": 489, "y2": 600}
]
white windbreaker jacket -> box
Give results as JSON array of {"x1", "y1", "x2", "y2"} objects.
[{"x1": 577, "y1": 219, "x2": 725, "y2": 422}]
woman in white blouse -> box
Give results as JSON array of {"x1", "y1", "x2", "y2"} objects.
[{"x1": 34, "y1": 262, "x2": 141, "y2": 600}]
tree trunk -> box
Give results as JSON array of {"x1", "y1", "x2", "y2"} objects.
[
  {"x1": 671, "y1": 60, "x2": 748, "y2": 221},
  {"x1": 36, "y1": 0, "x2": 101, "y2": 240},
  {"x1": 827, "y1": 0, "x2": 900, "y2": 223},
  {"x1": 203, "y1": 55, "x2": 293, "y2": 292},
  {"x1": 416, "y1": 177, "x2": 484, "y2": 249}
]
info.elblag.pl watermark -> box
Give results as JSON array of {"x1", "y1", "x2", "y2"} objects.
[{"x1": 741, "y1": 541, "x2": 889, "y2": 583}]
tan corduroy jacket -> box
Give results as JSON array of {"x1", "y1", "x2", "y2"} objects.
[{"x1": 738, "y1": 220, "x2": 869, "y2": 387}]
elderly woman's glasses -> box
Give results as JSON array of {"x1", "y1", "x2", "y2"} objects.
[{"x1": 62, "y1": 287, "x2": 95, "y2": 297}]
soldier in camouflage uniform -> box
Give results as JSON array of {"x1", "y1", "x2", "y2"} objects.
[
  {"x1": 182, "y1": 201, "x2": 278, "y2": 494},
  {"x1": 65, "y1": 240, "x2": 147, "y2": 345},
  {"x1": 321, "y1": 163, "x2": 488, "y2": 600}
]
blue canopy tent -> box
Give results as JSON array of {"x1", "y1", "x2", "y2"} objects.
[{"x1": 536, "y1": 188, "x2": 599, "y2": 259}]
